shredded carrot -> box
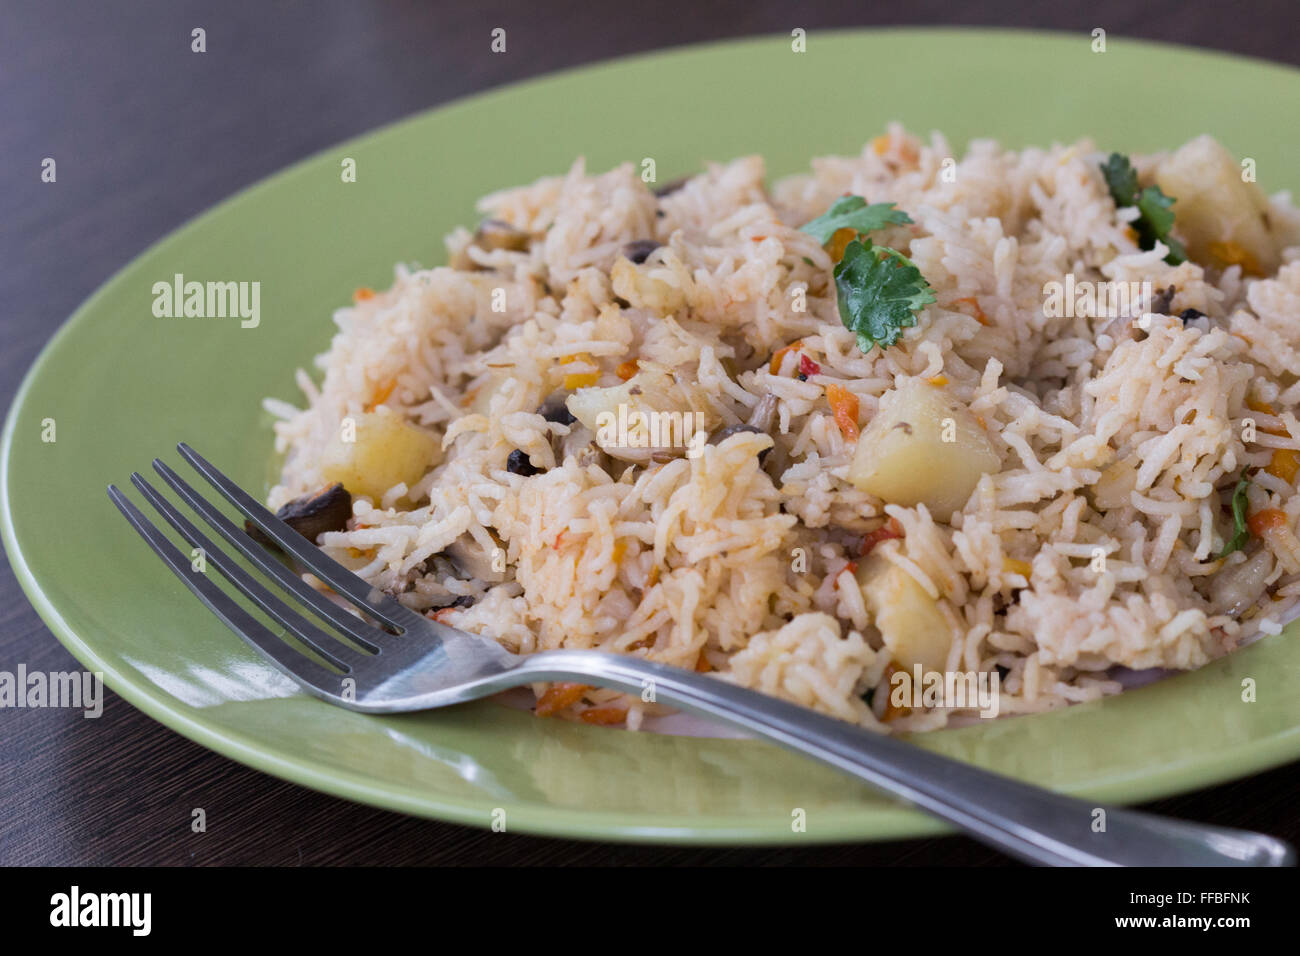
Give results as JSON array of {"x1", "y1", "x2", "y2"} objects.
[
  {"x1": 536, "y1": 682, "x2": 589, "y2": 717},
  {"x1": 353, "y1": 287, "x2": 375, "y2": 303},
  {"x1": 1246, "y1": 397, "x2": 1289, "y2": 437},
  {"x1": 879, "y1": 662, "x2": 911, "y2": 722},
  {"x1": 1002, "y1": 557, "x2": 1033, "y2": 579},
  {"x1": 751, "y1": 235, "x2": 767, "y2": 242},
  {"x1": 1268, "y1": 449, "x2": 1300, "y2": 485},
  {"x1": 868, "y1": 135, "x2": 918, "y2": 164},
  {"x1": 826, "y1": 384, "x2": 860, "y2": 440},
  {"x1": 834, "y1": 560, "x2": 858, "y2": 585},
  {"x1": 769, "y1": 341, "x2": 803, "y2": 375},
  {"x1": 579, "y1": 706, "x2": 627, "y2": 725},
  {"x1": 431, "y1": 607, "x2": 456, "y2": 624},
  {"x1": 561, "y1": 352, "x2": 600, "y2": 389},
  {"x1": 950, "y1": 296, "x2": 990, "y2": 326},
  {"x1": 1247, "y1": 397, "x2": 1276, "y2": 415},
  {"x1": 1208, "y1": 240, "x2": 1263, "y2": 277},
  {"x1": 859, "y1": 516, "x2": 904, "y2": 556},
  {"x1": 1248, "y1": 508, "x2": 1289, "y2": 537},
  {"x1": 694, "y1": 650, "x2": 712, "y2": 673},
  {"x1": 616, "y1": 360, "x2": 639, "y2": 380},
  {"x1": 364, "y1": 379, "x2": 396, "y2": 411},
  {"x1": 553, "y1": 530, "x2": 566, "y2": 549},
  {"x1": 927, "y1": 374, "x2": 949, "y2": 387},
  {"x1": 828, "y1": 227, "x2": 856, "y2": 260}
]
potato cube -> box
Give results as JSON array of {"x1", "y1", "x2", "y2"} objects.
[
  {"x1": 848, "y1": 380, "x2": 999, "y2": 520},
  {"x1": 1155, "y1": 135, "x2": 1278, "y2": 275},
  {"x1": 320, "y1": 409, "x2": 442, "y2": 500},
  {"x1": 856, "y1": 553, "x2": 953, "y2": 672}
]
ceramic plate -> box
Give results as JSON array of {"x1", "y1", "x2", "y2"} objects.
[{"x1": 5, "y1": 29, "x2": 1299, "y2": 843}]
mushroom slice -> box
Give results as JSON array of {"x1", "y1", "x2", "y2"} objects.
[
  {"x1": 246, "y1": 483, "x2": 352, "y2": 549},
  {"x1": 474, "y1": 218, "x2": 531, "y2": 252},
  {"x1": 450, "y1": 219, "x2": 532, "y2": 269},
  {"x1": 445, "y1": 532, "x2": 509, "y2": 584}
]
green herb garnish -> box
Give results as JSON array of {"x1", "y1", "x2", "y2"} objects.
[
  {"x1": 1217, "y1": 471, "x2": 1254, "y2": 558},
  {"x1": 799, "y1": 197, "x2": 913, "y2": 245},
  {"x1": 803, "y1": 195, "x2": 932, "y2": 353},
  {"x1": 1101, "y1": 152, "x2": 1186, "y2": 265},
  {"x1": 834, "y1": 239, "x2": 936, "y2": 352}
]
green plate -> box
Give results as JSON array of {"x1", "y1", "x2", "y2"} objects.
[{"x1": 5, "y1": 29, "x2": 1299, "y2": 844}]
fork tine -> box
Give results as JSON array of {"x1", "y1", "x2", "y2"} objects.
[
  {"x1": 129, "y1": 473, "x2": 364, "y2": 672},
  {"x1": 176, "y1": 443, "x2": 424, "y2": 632},
  {"x1": 107, "y1": 485, "x2": 343, "y2": 694},
  {"x1": 150, "y1": 458, "x2": 384, "y2": 652}
]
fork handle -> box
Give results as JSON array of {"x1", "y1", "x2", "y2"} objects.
[{"x1": 513, "y1": 650, "x2": 1294, "y2": 866}]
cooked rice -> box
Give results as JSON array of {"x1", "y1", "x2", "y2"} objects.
[{"x1": 265, "y1": 124, "x2": 1300, "y2": 732}]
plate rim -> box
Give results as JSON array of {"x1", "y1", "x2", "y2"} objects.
[{"x1": 5, "y1": 26, "x2": 1300, "y2": 845}]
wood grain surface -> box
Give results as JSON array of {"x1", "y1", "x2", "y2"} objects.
[{"x1": 2, "y1": 0, "x2": 1297, "y2": 866}]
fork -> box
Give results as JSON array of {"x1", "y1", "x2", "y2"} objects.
[{"x1": 107, "y1": 443, "x2": 1295, "y2": 866}]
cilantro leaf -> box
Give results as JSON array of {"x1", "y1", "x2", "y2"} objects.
[
  {"x1": 1100, "y1": 153, "x2": 1139, "y2": 208},
  {"x1": 1135, "y1": 186, "x2": 1187, "y2": 264},
  {"x1": 1100, "y1": 152, "x2": 1186, "y2": 265},
  {"x1": 834, "y1": 239, "x2": 936, "y2": 351},
  {"x1": 1216, "y1": 471, "x2": 1253, "y2": 559},
  {"x1": 800, "y1": 197, "x2": 913, "y2": 245}
]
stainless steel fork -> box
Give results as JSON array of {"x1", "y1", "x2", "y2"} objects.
[{"x1": 108, "y1": 443, "x2": 1295, "y2": 866}]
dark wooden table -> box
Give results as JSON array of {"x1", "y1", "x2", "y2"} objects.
[{"x1": 3, "y1": 0, "x2": 1297, "y2": 866}]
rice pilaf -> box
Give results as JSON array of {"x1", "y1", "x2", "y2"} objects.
[{"x1": 265, "y1": 125, "x2": 1300, "y2": 731}]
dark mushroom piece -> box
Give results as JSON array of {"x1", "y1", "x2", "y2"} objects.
[
  {"x1": 245, "y1": 483, "x2": 352, "y2": 549},
  {"x1": 506, "y1": 448, "x2": 542, "y2": 476},
  {"x1": 537, "y1": 395, "x2": 605, "y2": 468},
  {"x1": 621, "y1": 239, "x2": 662, "y2": 265},
  {"x1": 474, "y1": 218, "x2": 531, "y2": 252},
  {"x1": 709, "y1": 424, "x2": 771, "y2": 462},
  {"x1": 707, "y1": 392, "x2": 780, "y2": 461},
  {"x1": 433, "y1": 595, "x2": 475, "y2": 611},
  {"x1": 1094, "y1": 314, "x2": 1143, "y2": 367},
  {"x1": 451, "y1": 219, "x2": 531, "y2": 270},
  {"x1": 445, "y1": 532, "x2": 509, "y2": 584},
  {"x1": 1179, "y1": 307, "x2": 1207, "y2": 324},
  {"x1": 1150, "y1": 285, "x2": 1176, "y2": 316},
  {"x1": 537, "y1": 396, "x2": 577, "y2": 426},
  {"x1": 653, "y1": 176, "x2": 689, "y2": 198}
]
